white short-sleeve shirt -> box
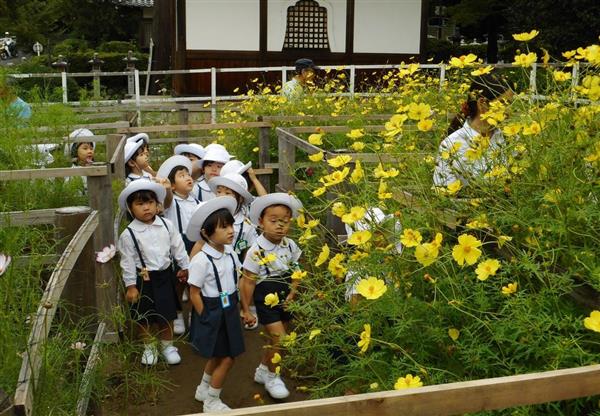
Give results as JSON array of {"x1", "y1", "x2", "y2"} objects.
[
  {"x1": 242, "y1": 235, "x2": 302, "y2": 284},
  {"x1": 433, "y1": 120, "x2": 505, "y2": 187},
  {"x1": 232, "y1": 210, "x2": 258, "y2": 255},
  {"x1": 163, "y1": 193, "x2": 199, "y2": 236},
  {"x1": 192, "y1": 177, "x2": 215, "y2": 202},
  {"x1": 118, "y1": 216, "x2": 190, "y2": 287},
  {"x1": 188, "y1": 243, "x2": 241, "y2": 297},
  {"x1": 126, "y1": 171, "x2": 153, "y2": 185}
]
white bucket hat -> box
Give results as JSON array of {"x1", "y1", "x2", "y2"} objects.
[
  {"x1": 67, "y1": 128, "x2": 95, "y2": 156},
  {"x1": 208, "y1": 173, "x2": 254, "y2": 205},
  {"x1": 156, "y1": 155, "x2": 193, "y2": 180},
  {"x1": 344, "y1": 207, "x2": 402, "y2": 253},
  {"x1": 221, "y1": 160, "x2": 252, "y2": 176},
  {"x1": 185, "y1": 196, "x2": 237, "y2": 241},
  {"x1": 127, "y1": 133, "x2": 149, "y2": 144},
  {"x1": 202, "y1": 147, "x2": 232, "y2": 167},
  {"x1": 124, "y1": 133, "x2": 150, "y2": 163},
  {"x1": 118, "y1": 179, "x2": 166, "y2": 212},
  {"x1": 249, "y1": 192, "x2": 302, "y2": 225},
  {"x1": 174, "y1": 143, "x2": 206, "y2": 160}
]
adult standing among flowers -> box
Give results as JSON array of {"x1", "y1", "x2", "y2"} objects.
[
  {"x1": 281, "y1": 58, "x2": 318, "y2": 100},
  {"x1": 433, "y1": 74, "x2": 513, "y2": 189}
]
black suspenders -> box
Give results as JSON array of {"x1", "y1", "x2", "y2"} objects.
[
  {"x1": 258, "y1": 242, "x2": 293, "y2": 277},
  {"x1": 175, "y1": 198, "x2": 199, "y2": 235},
  {"x1": 206, "y1": 253, "x2": 238, "y2": 294},
  {"x1": 197, "y1": 184, "x2": 203, "y2": 202},
  {"x1": 126, "y1": 217, "x2": 170, "y2": 267}
]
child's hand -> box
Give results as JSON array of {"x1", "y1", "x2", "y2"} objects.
[
  {"x1": 241, "y1": 310, "x2": 257, "y2": 326},
  {"x1": 177, "y1": 269, "x2": 188, "y2": 283},
  {"x1": 283, "y1": 292, "x2": 295, "y2": 310},
  {"x1": 154, "y1": 177, "x2": 170, "y2": 189},
  {"x1": 247, "y1": 167, "x2": 257, "y2": 179},
  {"x1": 126, "y1": 286, "x2": 139, "y2": 303}
]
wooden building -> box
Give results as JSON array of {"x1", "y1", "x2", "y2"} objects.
[{"x1": 154, "y1": 0, "x2": 428, "y2": 95}]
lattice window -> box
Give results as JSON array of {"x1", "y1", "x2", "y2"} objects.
[{"x1": 283, "y1": 0, "x2": 330, "y2": 50}]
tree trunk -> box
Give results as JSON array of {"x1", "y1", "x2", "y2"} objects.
[{"x1": 486, "y1": 15, "x2": 499, "y2": 63}]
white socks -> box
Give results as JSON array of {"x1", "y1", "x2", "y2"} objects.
[
  {"x1": 208, "y1": 386, "x2": 222, "y2": 399},
  {"x1": 258, "y1": 363, "x2": 269, "y2": 372},
  {"x1": 160, "y1": 340, "x2": 173, "y2": 348},
  {"x1": 200, "y1": 372, "x2": 212, "y2": 388}
]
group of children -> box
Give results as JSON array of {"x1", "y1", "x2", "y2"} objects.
[{"x1": 115, "y1": 135, "x2": 302, "y2": 412}]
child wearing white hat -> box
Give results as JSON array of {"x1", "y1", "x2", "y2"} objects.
[
  {"x1": 174, "y1": 143, "x2": 206, "y2": 199},
  {"x1": 240, "y1": 193, "x2": 303, "y2": 400},
  {"x1": 157, "y1": 155, "x2": 199, "y2": 335},
  {"x1": 117, "y1": 180, "x2": 190, "y2": 366},
  {"x1": 124, "y1": 133, "x2": 156, "y2": 185},
  {"x1": 69, "y1": 128, "x2": 95, "y2": 167},
  {"x1": 185, "y1": 197, "x2": 245, "y2": 412},
  {"x1": 195, "y1": 144, "x2": 232, "y2": 202}
]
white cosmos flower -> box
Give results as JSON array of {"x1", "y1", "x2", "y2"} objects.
[
  {"x1": 95, "y1": 244, "x2": 116, "y2": 263},
  {"x1": 0, "y1": 253, "x2": 11, "y2": 276}
]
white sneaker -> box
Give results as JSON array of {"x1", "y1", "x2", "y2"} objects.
[
  {"x1": 141, "y1": 344, "x2": 158, "y2": 366},
  {"x1": 203, "y1": 396, "x2": 231, "y2": 413},
  {"x1": 255, "y1": 366, "x2": 290, "y2": 399},
  {"x1": 194, "y1": 383, "x2": 209, "y2": 402},
  {"x1": 161, "y1": 345, "x2": 181, "y2": 365},
  {"x1": 173, "y1": 315, "x2": 185, "y2": 335}
]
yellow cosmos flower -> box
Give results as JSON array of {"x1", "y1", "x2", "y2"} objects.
[
  {"x1": 328, "y1": 253, "x2": 347, "y2": 278},
  {"x1": 475, "y1": 259, "x2": 501, "y2": 281},
  {"x1": 512, "y1": 30, "x2": 539, "y2": 42},
  {"x1": 394, "y1": 374, "x2": 423, "y2": 389},
  {"x1": 315, "y1": 244, "x2": 330, "y2": 267},
  {"x1": 356, "y1": 276, "x2": 388, "y2": 300},
  {"x1": 369, "y1": 383, "x2": 379, "y2": 390},
  {"x1": 291, "y1": 270, "x2": 307, "y2": 280},
  {"x1": 497, "y1": 235, "x2": 513, "y2": 248},
  {"x1": 306, "y1": 219, "x2": 320, "y2": 229},
  {"x1": 347, "y1": 230, "x2": 372, "y2": 246},
  {"x1": 502, "y1": 123, "x2": 522, "y2": 136},
  {"x1": 449, "y1": 54, "x2": 478, "y2": 68},
  {"x1": 350, "y1": 251, "x2": 369, "y2": 261},
  {"x1": 312, "y1": 186, "x2": 327, "y2": 197},
  {"x1": 328, "y1": 155, "x2": 353, "y2": 168},
  {"x1": 357, "y1": 323, "x2": 371, "y2": 353},
  {"x1": 452, "y1": 234, "x2": 483, "y2": 266},
  {"x1": 553, "y1": 71, "x2": 572, "y2": 82},
  {"x1": 400, "y1": 229, "x2": 423, "y2": 247},
  {"x1": 309, "y1": 151, "x2": 324, "y2": 162},
  {"x1": 271, "y1": 352, "x2": 281, "y2": 364},
  {"x1": 408, "y1": 102, "x2": 431, "y2": 121},
  {"x1": 264, "y1": 292, "x2": 280, "y2": 307},
  {"x1": 447, "y1": 179, "x2": 462, "y2": 195},
  {"x1": 309, "y1": 329, "x2": 321, "y2": 340},
  {"x1": 346, "y1": 129, "x2": 365, "y2": 139},
  {"x1": 584, "y1": 311, "x2": 600, "y2": 333},
  {"x1": 308, "y1": 133, "x2": 324, "y2": 145},
  {"x1": 384, "y1": 113, "x2": 408, "y2": 136},
  {"x1": 257, "y1": 253, "x2": 277, "y2": 265},
  {"x1": 513, "y1": 52, "x2": 538, "y2": 68},
  {"x1": 350, "y1": 160, "x2": 365, "y2": 184},
  {"x1": 471, "y1": 65, "x2": 494, "y2": 76},
  {"x1": 374, "y1": 163, "x2": 399, "y2": 179},
  {"x1": 417, "y1": 118, "x2": 434, "y2": 131},
  {"x1": 378, "y1": 180, "x2": 392, "y2": 199},
  {"x1": 448, "y1": 328, "x2": 460, "y2": 341},
  {"x1": 351, "y1": 141, "x2": 366, "y2": 151},
  {"x1": 431, "y1": 232, "x2": 443, "y2": 249},
  {"x1": 415, "y1": 243, "x2": 439, "y2": 267},
  {"x1": 332, "y1": 202, "x2": 347, "y2": 217},
  {"x1": 341, "y1": 206, "x2": 366, "y2": 224},
  {"x1": 522, "y1": 121, "x2": 542, "y2": 135},
  {"x1": 282, "y1": 331, "x2": 297, "y2": 347},
  {"x1": 320, "y1": 167, "x2": 350, "y2": 187},
  {"x1": 502, "y1": 282, "x2": 518, "y2": 295}
]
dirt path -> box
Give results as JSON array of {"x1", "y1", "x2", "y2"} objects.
[{"x1": 102, "y1": 326, "x2": 308, "y2": 415}]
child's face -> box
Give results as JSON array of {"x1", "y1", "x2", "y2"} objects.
[
  {"x1": 76, "y1": 143, "x2": 94, "y2": 165},
  {"x1": 203, "y1": 161, "x2": 224, "y2": 181},
  {"x1": 205, "y1": 222, "x2": 234, "y2": 246},
  {"x1": 171, "y1": 168, "x2": 194, "y2": 195},
  {"x1": 129, "y1": 198, "x2": 158, "y2": 224},
  {"x1": 216, "y1": 185, "x2": 235, "y2": 198},
  {"x1": 133, "y1": 147, "x2": 150, "y2": 169},
  {"x1": 259, "y1": 205, "x2": 292, "y2": 243}
]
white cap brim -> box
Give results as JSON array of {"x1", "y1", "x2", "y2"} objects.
[
  {"x1": 208, "y1": 176, "x2": 254, "y2": 205},
  {"x1": 186, "y1": 196, "x2": 237, "y2": 241},
  {"x1": 157, "y1": 155, "x2": 193, "y2": 179},
  {"x1": 249, "y1": 193, "x2": 302, "y2": 225},
  {"x1": 174, "y1": 143, "x2": 206, "y2": 159},
  {"x1": 127, "y1": 133, "x2": 149, "y2": 144},
  {"x1": 124, "y1": 140, "x2": 144, "y2": 162},
  {"x1": 118, "y1": 180, "x2": 166, "y2": 212}
]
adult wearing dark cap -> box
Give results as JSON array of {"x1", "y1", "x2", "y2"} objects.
[{"x1": 282, "y1": 58, "x2": 318, "y2": 100}]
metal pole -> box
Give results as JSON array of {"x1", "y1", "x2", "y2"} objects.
[
  {"x1": 211, "y1": 67, "x2": 217, "y2": 123},
  {"x1": 282, "y1": 67, "x2": 287, "y2": 89},
  {"x1": 350, "y1": 65, "x2": 356, "y2": 96},
  {"x1": 439, "y1": 64, "x2": 446, "y2": 91}
]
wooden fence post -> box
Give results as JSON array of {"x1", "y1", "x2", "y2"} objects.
[
  {"x1": 55, "y1": 206, "x2": 95, "y2": 324},
  {"x1": 277, "y1": 129, "x2": 295, "y2": 192},
  {"x1": 106, "y1": 134, "x2": 125, "y2": 180},
  {"x1": 179, "y1": 108, "x2": 189, "y2": 140},
  {"x1": 258, "y1": 118, "x2": 271, "y2": 192},
  {"x1": 87, "y1": 171, "x2": 117, "y2": 340}
]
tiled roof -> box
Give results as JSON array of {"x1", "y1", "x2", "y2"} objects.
[{"x1": 112, "y1": 0, "x2": 153, "y2": 7}]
